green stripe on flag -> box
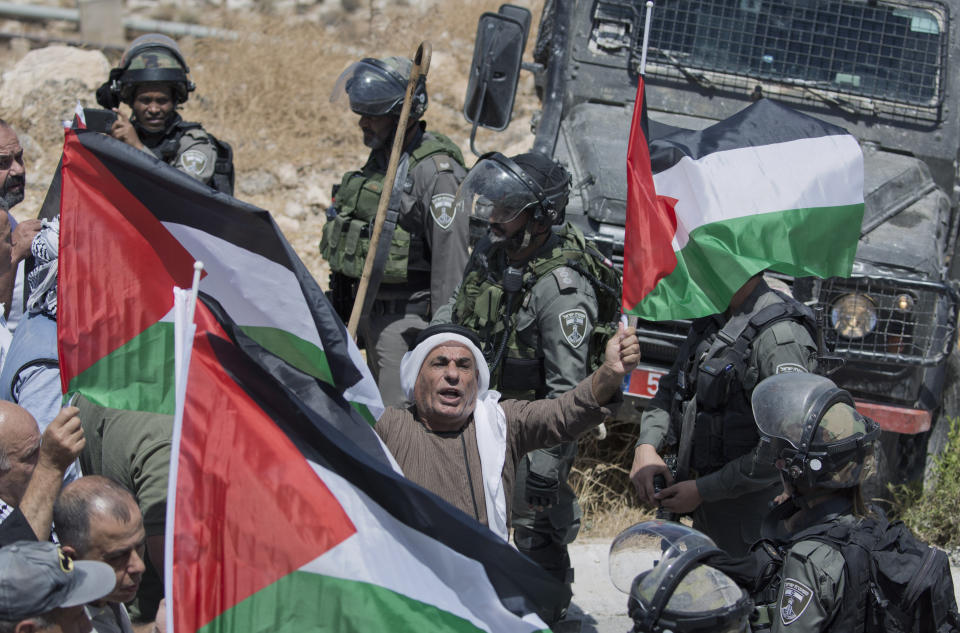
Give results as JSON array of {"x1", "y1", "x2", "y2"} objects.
[
  {"x1": 196, "y1": 571, "x2": 547, "y2": 633},
  {"x1": 632, "y1": 203, "x2": 863, "y2": 320},
  {"x1": 239, "y1": 325, "x2": 334, "y2": 384},
  {"x1": 66, "y1": 321, "x2": 175, "y2": 414}
]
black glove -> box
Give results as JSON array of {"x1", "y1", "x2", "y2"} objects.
[{"x1": 526, "y1": 470, "x2": 560, "y2": 510}]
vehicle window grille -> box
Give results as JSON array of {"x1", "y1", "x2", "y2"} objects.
[
  {"x1": 640, "y1": 0, "x2": 947, "y2": 125},
  {"x1": 815, "y1": 276, "x2": 958, "y2": 367}
]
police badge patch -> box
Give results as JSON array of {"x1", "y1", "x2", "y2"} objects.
[
  {"x1": 430, "y1": 193, "x2": 457, "y2": 229},
  {"x1": 776, "y1": 363, "x2": 807, "y2": 374},
  {"x1": 780, "y1": 578, "x2": 813, "y2": 625},
  {"x1": 559, "y1": 308, "x2": 589, "y2": 348},
  {"x1": 179, "y1": 150, "x2": 209, "y2": 176}
]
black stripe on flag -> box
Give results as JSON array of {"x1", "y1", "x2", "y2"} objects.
[{"x1": 649, "y1": 98, "x2": 854, "y2": 173}]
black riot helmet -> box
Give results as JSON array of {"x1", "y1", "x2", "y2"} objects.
[
  {"x1": 753, "y1": 373, "x2": 880, "y2": 491},
  {"x1": 454, "y1": 151, "x2": 571, "y2": 229},
  {"x1": 96, "y1": 34, "x2": 195, "y2": 108},
  {"x1": 331, "y1": 56, "x2": 428, "y2": 120},
  {"x1": 609, "y1": 521, "x2": 753, "y2": 633}
]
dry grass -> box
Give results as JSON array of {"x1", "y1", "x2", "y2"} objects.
[{"x1": 573, "y1": 418, "x2": 656, "y2": 537}]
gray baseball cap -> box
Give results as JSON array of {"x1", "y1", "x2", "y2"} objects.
[{"x1": 0, "y1": 541, "x2": 116, "y2": 619}]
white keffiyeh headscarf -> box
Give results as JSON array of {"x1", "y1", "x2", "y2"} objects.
[
  {"x1": 26, "y1": 216, "x2": 59, "y2": 318},
  {"x1": 400, "y1": 332, "x2": 509, "y2": 541}
]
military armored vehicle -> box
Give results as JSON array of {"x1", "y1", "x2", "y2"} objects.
[{"x1": 464, "y1": 0, "x2": 960, "y2": 486}]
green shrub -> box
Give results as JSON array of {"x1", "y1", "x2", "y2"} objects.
[{"x1": 890, "y1": 417, "x2": 960, "y2": 549}]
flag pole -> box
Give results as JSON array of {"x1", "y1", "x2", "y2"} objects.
[
  {"x1": 639, "y1": 1, "x2": 654, "y2": 76},
  {"x1": 165, "y1": 260, "x2": 204, "y2": 633}
]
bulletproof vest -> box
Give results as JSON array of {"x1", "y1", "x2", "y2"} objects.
[
  {"x1": 685, "y1": 291, "x2": 817, "y2": 475},
  {"x1": 452, "y1": 223, "x2": 621, "y2": 399},
  {"x1": 0, "y1": 311, "x2": 58, "y2": 403},
  {"x1": 319, "y1": 132, "x2": 464, "y2": 285},
  {"x1": 138, "y1": 114, "x2": 235, "y2": 195},
  {"x1": 751, "y1": 513, "x2": 960, "y2": 633}
]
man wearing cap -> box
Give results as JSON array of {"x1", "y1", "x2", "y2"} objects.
[
  {"x1": 0, "y1": 403, "x2": 85, "y2": 547},
  {"x1": 374, "y1": 322, "x2": 638, "y2": 546},
  {"x1": 320, "y1": 55, "x2": 468, "y2": 406},
  {"x1": 0, "y1": 540, "x2": 115, "y2": 633},
  {"x1": 55, "y1": 476, "x2": 147, "y2": 633}
]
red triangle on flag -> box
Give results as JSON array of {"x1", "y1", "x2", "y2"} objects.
[
  {"x1": 58, "y1": 130, "x2": 199, "y2": 387},
  {"x1": 174, "y1": 304, "x2": 356, "y2": 630}
]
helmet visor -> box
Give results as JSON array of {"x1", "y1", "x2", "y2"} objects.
[
  {"x1": 752, "y1": 373, "x2": 847, "y2": 450},
  {"x1": 453, "y1": 155, "x2": 541, "y2": 226},
  {"x1": 331, "y1": 59, "x2": 407, "y2": 117}
]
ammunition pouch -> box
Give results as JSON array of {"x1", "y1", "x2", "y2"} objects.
[{"x1": 500, "y1": 356, "x2": 545, "y2": 400}]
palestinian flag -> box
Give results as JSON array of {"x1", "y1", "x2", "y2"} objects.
[
  {"x1": 170, "y1": 299, "x2": 561, "y2": 632},
  {"x1": 623, "y1": 92, "x2": 864, "y2": 320},
  {"x1": 57, "y1": 128, "x2": 383, "y2": 427}
]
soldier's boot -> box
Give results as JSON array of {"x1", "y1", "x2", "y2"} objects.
[{"x1": 515, "y1": 526, "x2": 575, "y2": 625}]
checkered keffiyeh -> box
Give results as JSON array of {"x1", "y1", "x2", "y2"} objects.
[{"x1": 26, "y1": 217, "x2": 59, "y2": 318}]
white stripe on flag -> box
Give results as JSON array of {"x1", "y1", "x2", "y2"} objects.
[
  {"x1": 654, "y1": 134, "x2": 863, "y2": 251},
  {"x1": 162, "y1": 223, "x2": 323, "y2": 348},
  {"x1": 306, "y1": 461, "x2": 547, "y2": 632}
]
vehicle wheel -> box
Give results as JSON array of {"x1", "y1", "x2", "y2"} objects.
[
  {"x1": 924, "y1": 349, "x2": 960, "y2": 490},
  {"x1": 533, "y1": 0, "x2": 556, "y2": 66}
]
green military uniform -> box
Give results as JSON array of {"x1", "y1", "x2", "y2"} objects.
[
  {"x1": 761, "y1": 525, "x2": 847, "y2": 632},
  {"x1": 133, "y1": 114, "x2": 223, "y2": 190},
  {"x1": 321, "y1": 124, "x2": 468, "y2": 405},
  {"x1": 434, "y1": 222, "x2": 602, "y2": 588},
  {"x1": 636, "y1": 279, "x2": 818, "y2": 556}
]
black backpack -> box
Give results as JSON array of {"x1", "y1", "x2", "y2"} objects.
[{"x1": 712, "y1": 516, "x2": 960, "y2": 632}]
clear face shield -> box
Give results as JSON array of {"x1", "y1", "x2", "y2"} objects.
[
  {"x1": 453, "y1": 152, "x2": 546, "y2": 229},
  {"x1": 609, "y1": 521, "x2": 752, "y2": 633},
  {"x1": 330, "y1": 58, "x2": 406, "y2": 117},
  {"x1": 752, "y1": 373, "x2": 879, "y2": 488}
]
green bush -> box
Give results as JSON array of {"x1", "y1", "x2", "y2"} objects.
[{"x1": 890, "y1": 417, "x2": 960, "y2": 549}]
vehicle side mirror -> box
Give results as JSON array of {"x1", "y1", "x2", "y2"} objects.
[{"x1": 463, "y1": 8, "x2": 529, "y2": 139}]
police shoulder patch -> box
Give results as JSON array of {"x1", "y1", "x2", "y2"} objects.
[
  {"x1": 552, "y1": 266, "x2": 578, "y2": 292},
  {"x1": 430, "y1": 193, "x2": 457, "y2": 229},
  {"x1": 776, "y1": 363, "x2": 808, "y2": 374},
  {"x1": 780, "y1": 578, "x2": 814, "y2": 625},
  {"x1": 558, "y1": 308, "x2": 589, "y2": 349},
  {"x1": 179, "y1": 149, "x2": 209, "y2": 176}
]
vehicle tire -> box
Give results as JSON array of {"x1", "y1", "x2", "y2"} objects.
[
  {"x1": 533, "y1": 0, "x2": 556, "y2": 66},
  {"x1": 924, "y1": 349, "x2": 960, "y2": 490}
]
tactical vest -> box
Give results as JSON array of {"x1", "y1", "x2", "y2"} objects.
[
  {"x1": 0, "y1": 311, "x2": 58, "y2": 403},
  {"x1": 319, "y1": 132, "x2": 465, "y2": 285},
  {"x1": 452, "y1": 223, "x2": 621, "y2": 399},
  {"x1": 746, "y1": 512, "x2": 960, "y2": 633},
  {"x1": 140, "y1": 115, "x2": 235, "y2": 195},
  {"x1": 683, "y1": 292, "x2": 817, "y2": 475}
]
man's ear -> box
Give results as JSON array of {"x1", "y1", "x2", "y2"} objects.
[
  {"x1": 15, "y1": 619, "x2": 38, "y2": 633},
  {"x1": 60, "y1": 544, "x2": 78, "y2": 560}
]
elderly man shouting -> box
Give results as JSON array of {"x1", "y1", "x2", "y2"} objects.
[{"x1": 375, "y1": 322, "x2": 639, "y2": 541}]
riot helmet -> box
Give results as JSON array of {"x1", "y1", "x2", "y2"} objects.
[
  {"x1": 96, "y1": 34, "x2": 195, "y2": 108},
  {"x1": 331, "y1": 56, "x2": 428, "y2": 119},
  {"x1": 610, "y1": 521, "x2": 753, "y2": 633},
  {"x1": 454, "y1": 152, "x2": 570, "y2": 229},
  {"x1": 752, "y1": 373, "x2": 879, "y2": 491}
]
